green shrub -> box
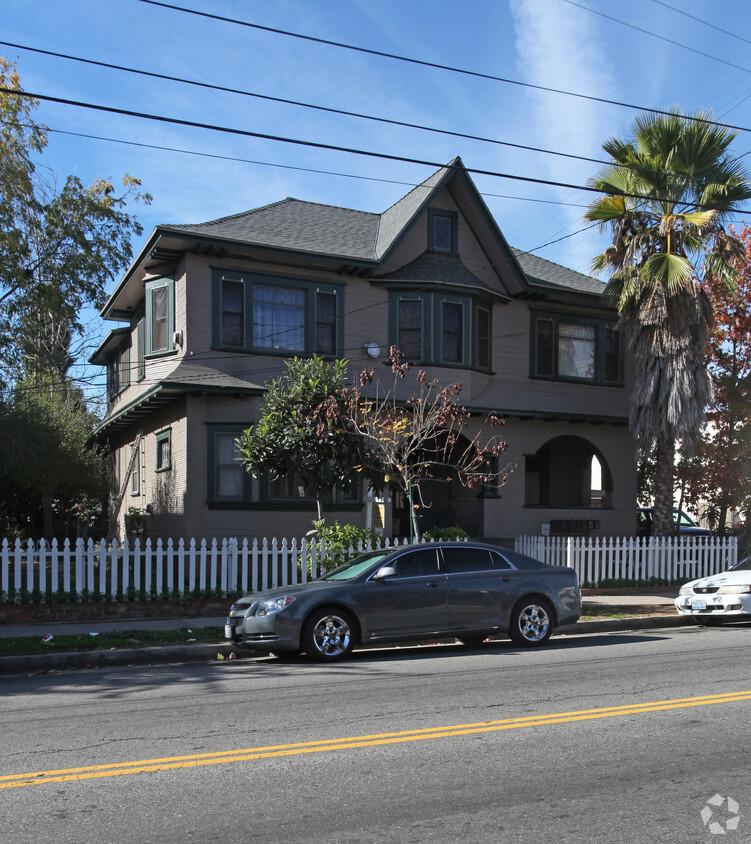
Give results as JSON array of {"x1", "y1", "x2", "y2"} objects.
[{"x1": 422, "y1": 526, "x2": 468, "y2": 542}]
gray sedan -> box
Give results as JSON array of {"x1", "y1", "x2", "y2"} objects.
[{"x1": 225, "y1": 542, "x2": 581, "y2": 661}]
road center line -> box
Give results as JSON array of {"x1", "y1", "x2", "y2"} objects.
[{"x1": 3, "y1": 690, "x2": 750, "y2": 789}]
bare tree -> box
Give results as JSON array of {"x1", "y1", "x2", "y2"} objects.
[{"x1": 343, "y1": 347, "x2": 511, "y2": 540}]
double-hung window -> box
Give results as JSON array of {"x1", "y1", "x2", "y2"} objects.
[
  {"x1": 396, "y1": 297, "x2": 425, "y2": 361},
  {"x1": 136, "y1": 318, "x2": 145, "y2": 381},
  {"x1": 207, "y1": 424, "x2": 251, "y2": 504},
  {"x1": 531, "y1": 312, "x2": 622, "y2": 385},
  {"x1": 155, "y1": 428, "x2": 171, "y2": 472},
  {"x1": 145, "y1": 277, "x2": 175, "y2": 356},
  {"x1": 108, "y1": 344, "x2": 130, "y2": 398},
  {"x1": 213, "y1": 271, "x2": 341, "y2": 355},
  {"x1": 440, "y1": 299, "x2": 465, "y2": 364}
]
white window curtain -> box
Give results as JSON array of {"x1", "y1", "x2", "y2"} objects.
[{"x1": 253, "y1": 286, "x2": 305, "y2": 350}]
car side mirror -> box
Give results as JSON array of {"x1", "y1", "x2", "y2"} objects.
[{"x1": 373, "y1": 565, "x2": 396, "y2": 580}]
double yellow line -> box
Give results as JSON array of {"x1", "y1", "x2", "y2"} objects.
[{"x1": 3, "y1": 691, "x2": 750, "y2": 790}]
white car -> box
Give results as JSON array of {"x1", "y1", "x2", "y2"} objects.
[{"x1": 675, "y1": 557, "x2": 751, "y2": 625}]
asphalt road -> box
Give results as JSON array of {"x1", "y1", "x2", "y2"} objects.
[{"x1": 2, "y1": 624, "x2": 750, "y2": 843}]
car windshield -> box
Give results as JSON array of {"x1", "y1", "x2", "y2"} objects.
[
  {"x1": 730, "y1": 556, "x2": 751, "y2": 571},
  {"x1": 319, "y1": 550, "x2": 391, "y2": 581}
]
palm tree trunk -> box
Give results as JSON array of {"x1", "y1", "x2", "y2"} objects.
[{"x1": 653, "y1": 437, "x2": 676, "y2": 536}]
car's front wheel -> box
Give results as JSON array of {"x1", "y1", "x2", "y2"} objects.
[
  {"x1": 508, "y1": 597, "x2": 553, "y2": 647},
  {"x1": 302, "y1": 608, "x2": 356, "y2": 661}
]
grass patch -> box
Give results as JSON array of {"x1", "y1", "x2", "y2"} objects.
[
  {"x1": 580, "y1": 603, "x2": 642, "y2": 620},
  {"x1": 0, "y1": 626, "x2": 225, "y2": 658}
]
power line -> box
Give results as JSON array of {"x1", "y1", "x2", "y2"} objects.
[
  {"x1": 4, "y1": 86, "x2": 751, "y2": 212},
  {"x1": 649, "y1": 0, "x2": 751, "y2": 47},
  {"x1": 1, "y1": 121, "x2": 589, "y2": 210},
  {"x1": 0, "y1": 39, "x2": 625, "y2": 171},
  {"x1": 134, "y1": 0, "x2": 751, "y2": 135},
  {"x1": 0, "y1": 85, "x2": 620, "y2": 196},
  {"x1": 562, "y1": 0, "x2": 751, "y2": 76}
]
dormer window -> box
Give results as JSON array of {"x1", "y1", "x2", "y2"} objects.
[{"x1": 429, "y1": 209, "x2": 458, "y2": 254}]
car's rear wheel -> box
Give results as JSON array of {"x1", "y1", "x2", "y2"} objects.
[
  {"x1": 693, "y1": 614, "x2": 723, "y2": 627},
  {"x1": 509, "y1": 598, "x2": 553, "y2": 647},
  {"x1": 302, "y1": 608, "x2": 356, "y2": 661}
]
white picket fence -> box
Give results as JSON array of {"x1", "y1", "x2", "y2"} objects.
[
  {"x1": 0, "y1": 533, "x2": 740, "y2": 602},
  {"x1": 0, "y1": 535, "x2": 412, "y2": 601},
  {"x1": 515, "y1": 535, "x2": 738, "y2": 585}
]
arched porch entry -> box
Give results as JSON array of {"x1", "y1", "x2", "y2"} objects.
[
  {"x1": 524, "y1": 435, "x2": 613, "y2": 509},
  {"x1": 389, "y1": 432, "x2": 487, "y2": 538}
]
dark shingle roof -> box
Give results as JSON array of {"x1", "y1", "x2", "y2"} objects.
[
  {"x1": 375, "y1": 252, "x2": 498, "y2": 294},
  {"x1": 512, "y1": 248, "x2": 606, "y2": 296},
  {"x1": 159, "y1": 162, "x2": 604, "y2": 297},
  {"x1": 162, "y1": 199, "x2": 380, "y2": 262}
]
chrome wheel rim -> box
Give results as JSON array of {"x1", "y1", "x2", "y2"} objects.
[
  {"x1": 312, "y1": 614, "x2": 351, "y2": 657},
  {"x1": 517, "y1": 604, "x2": 550, "y2": 642}
]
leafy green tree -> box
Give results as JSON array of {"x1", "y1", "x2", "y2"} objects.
[
  {"x1": 236, "y1": 356, "x2": 382, "y2": 521},
  {"x1": 0, "y1": 379, "x2": 106, "y2": 538},
  {"x1": 585, "y1": 112, "x2": 751, "y2": 536},
  {"x1": 0, "y1": 58, "x2": 150, "y2": 388}
]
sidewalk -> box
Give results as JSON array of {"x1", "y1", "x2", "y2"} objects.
[{"x1": 0, "y1": 590, "x2": 687, "y2": 675}]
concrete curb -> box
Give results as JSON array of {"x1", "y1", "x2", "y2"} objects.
[{"x1": 0, "y1": 614, "x2": 694, "y2": 676}]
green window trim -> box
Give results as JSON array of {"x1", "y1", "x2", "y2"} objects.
[
  {"x1": 155, "y1": 428, "x2": 172, "y2": 473},
  {"x1": 530, "y1": 311, "x2": 623, "y2": 386},
  {"x1": 259, "y1": 473, "x2": 363, "y2": 506},
  {"x1": 206, "y1": 424, "x2": 252, "y2": 504},
  {"x1": 108, "y1": 344, "x2": 131, "y2": 399},
  {"x1": 130, "y1": 442, "x2": 141, "y2": 496},
  {"x1": 211, "y1": 270, "x2": 343, "y2": 355},
  {"x1": 136, "y1": 318, "x2": 145, "y2": 381},
  {"x1": 145, "y1": 276, "x2": 175, "y2": 358},
  {"x1": 389, "y1": 291, "x2": 492, "y2": 370},
  {"x1": 428, "y1": 208, "x2": 458, "y2": 254}
]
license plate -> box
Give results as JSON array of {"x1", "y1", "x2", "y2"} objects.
[
  {"x1": 691, "y1": 600, "x2": 707, "y2": 610},
  {"x1": 224, "y1": 624, "x2": 232, "y2": 639}
]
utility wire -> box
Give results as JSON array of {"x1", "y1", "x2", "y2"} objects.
[
  {"x1": 135, "y1": 0, "x2": 751, "y2": 135},
  {"x1": 562, "y1": 0, "x2": 751, "y2": 76},
  {"x1": 0, "y1": 120, "x2": 590, "y2": 210},
  {"x1": 0, "y1": 39, "x2": 627, "y2": 171},
  {"x1": 649, "y1": 0, "x2": 751, "y2": 47},
  {"x1": 4, "y1": 86, "x2": 751, "y2": 212}
]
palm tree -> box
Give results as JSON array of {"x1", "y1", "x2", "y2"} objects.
[{"x1": 586, "y1": 112, "x2": 751, "y2": 536}]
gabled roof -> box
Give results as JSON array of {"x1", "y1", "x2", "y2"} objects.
[{"x1": 102, "y1": 157, "x2": 603, "y2": 319}]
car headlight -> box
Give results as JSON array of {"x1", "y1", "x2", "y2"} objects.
[
  {"x1": 254, "y1": 596, "x2": 295, "y2": 617},
  {"x1": 679, "y1": 585, "x2": 694, "y2": 596},
  {"x1": 717, "y1": 585, "x2": 751, "y2": 594}
]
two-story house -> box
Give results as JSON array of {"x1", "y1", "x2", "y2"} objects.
[{"x1": 90, "y1": 157, "x2": 637, "y2": 543}]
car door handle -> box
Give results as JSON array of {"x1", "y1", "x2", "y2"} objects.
[
  {"x1": 426, "y1": 581, "x2": 440, "y2": 588},
  {"x1": 500, "y1": 576, "x2": 511, "y2": 582}
]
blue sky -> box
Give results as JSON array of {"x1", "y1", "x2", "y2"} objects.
[{"x1": 5, "y1": 0, "x2": 751, "y2": 397}]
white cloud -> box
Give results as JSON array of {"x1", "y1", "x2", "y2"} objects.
[{"x1": 509, "y1": 0, "x2": 621, "y2": 273}]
